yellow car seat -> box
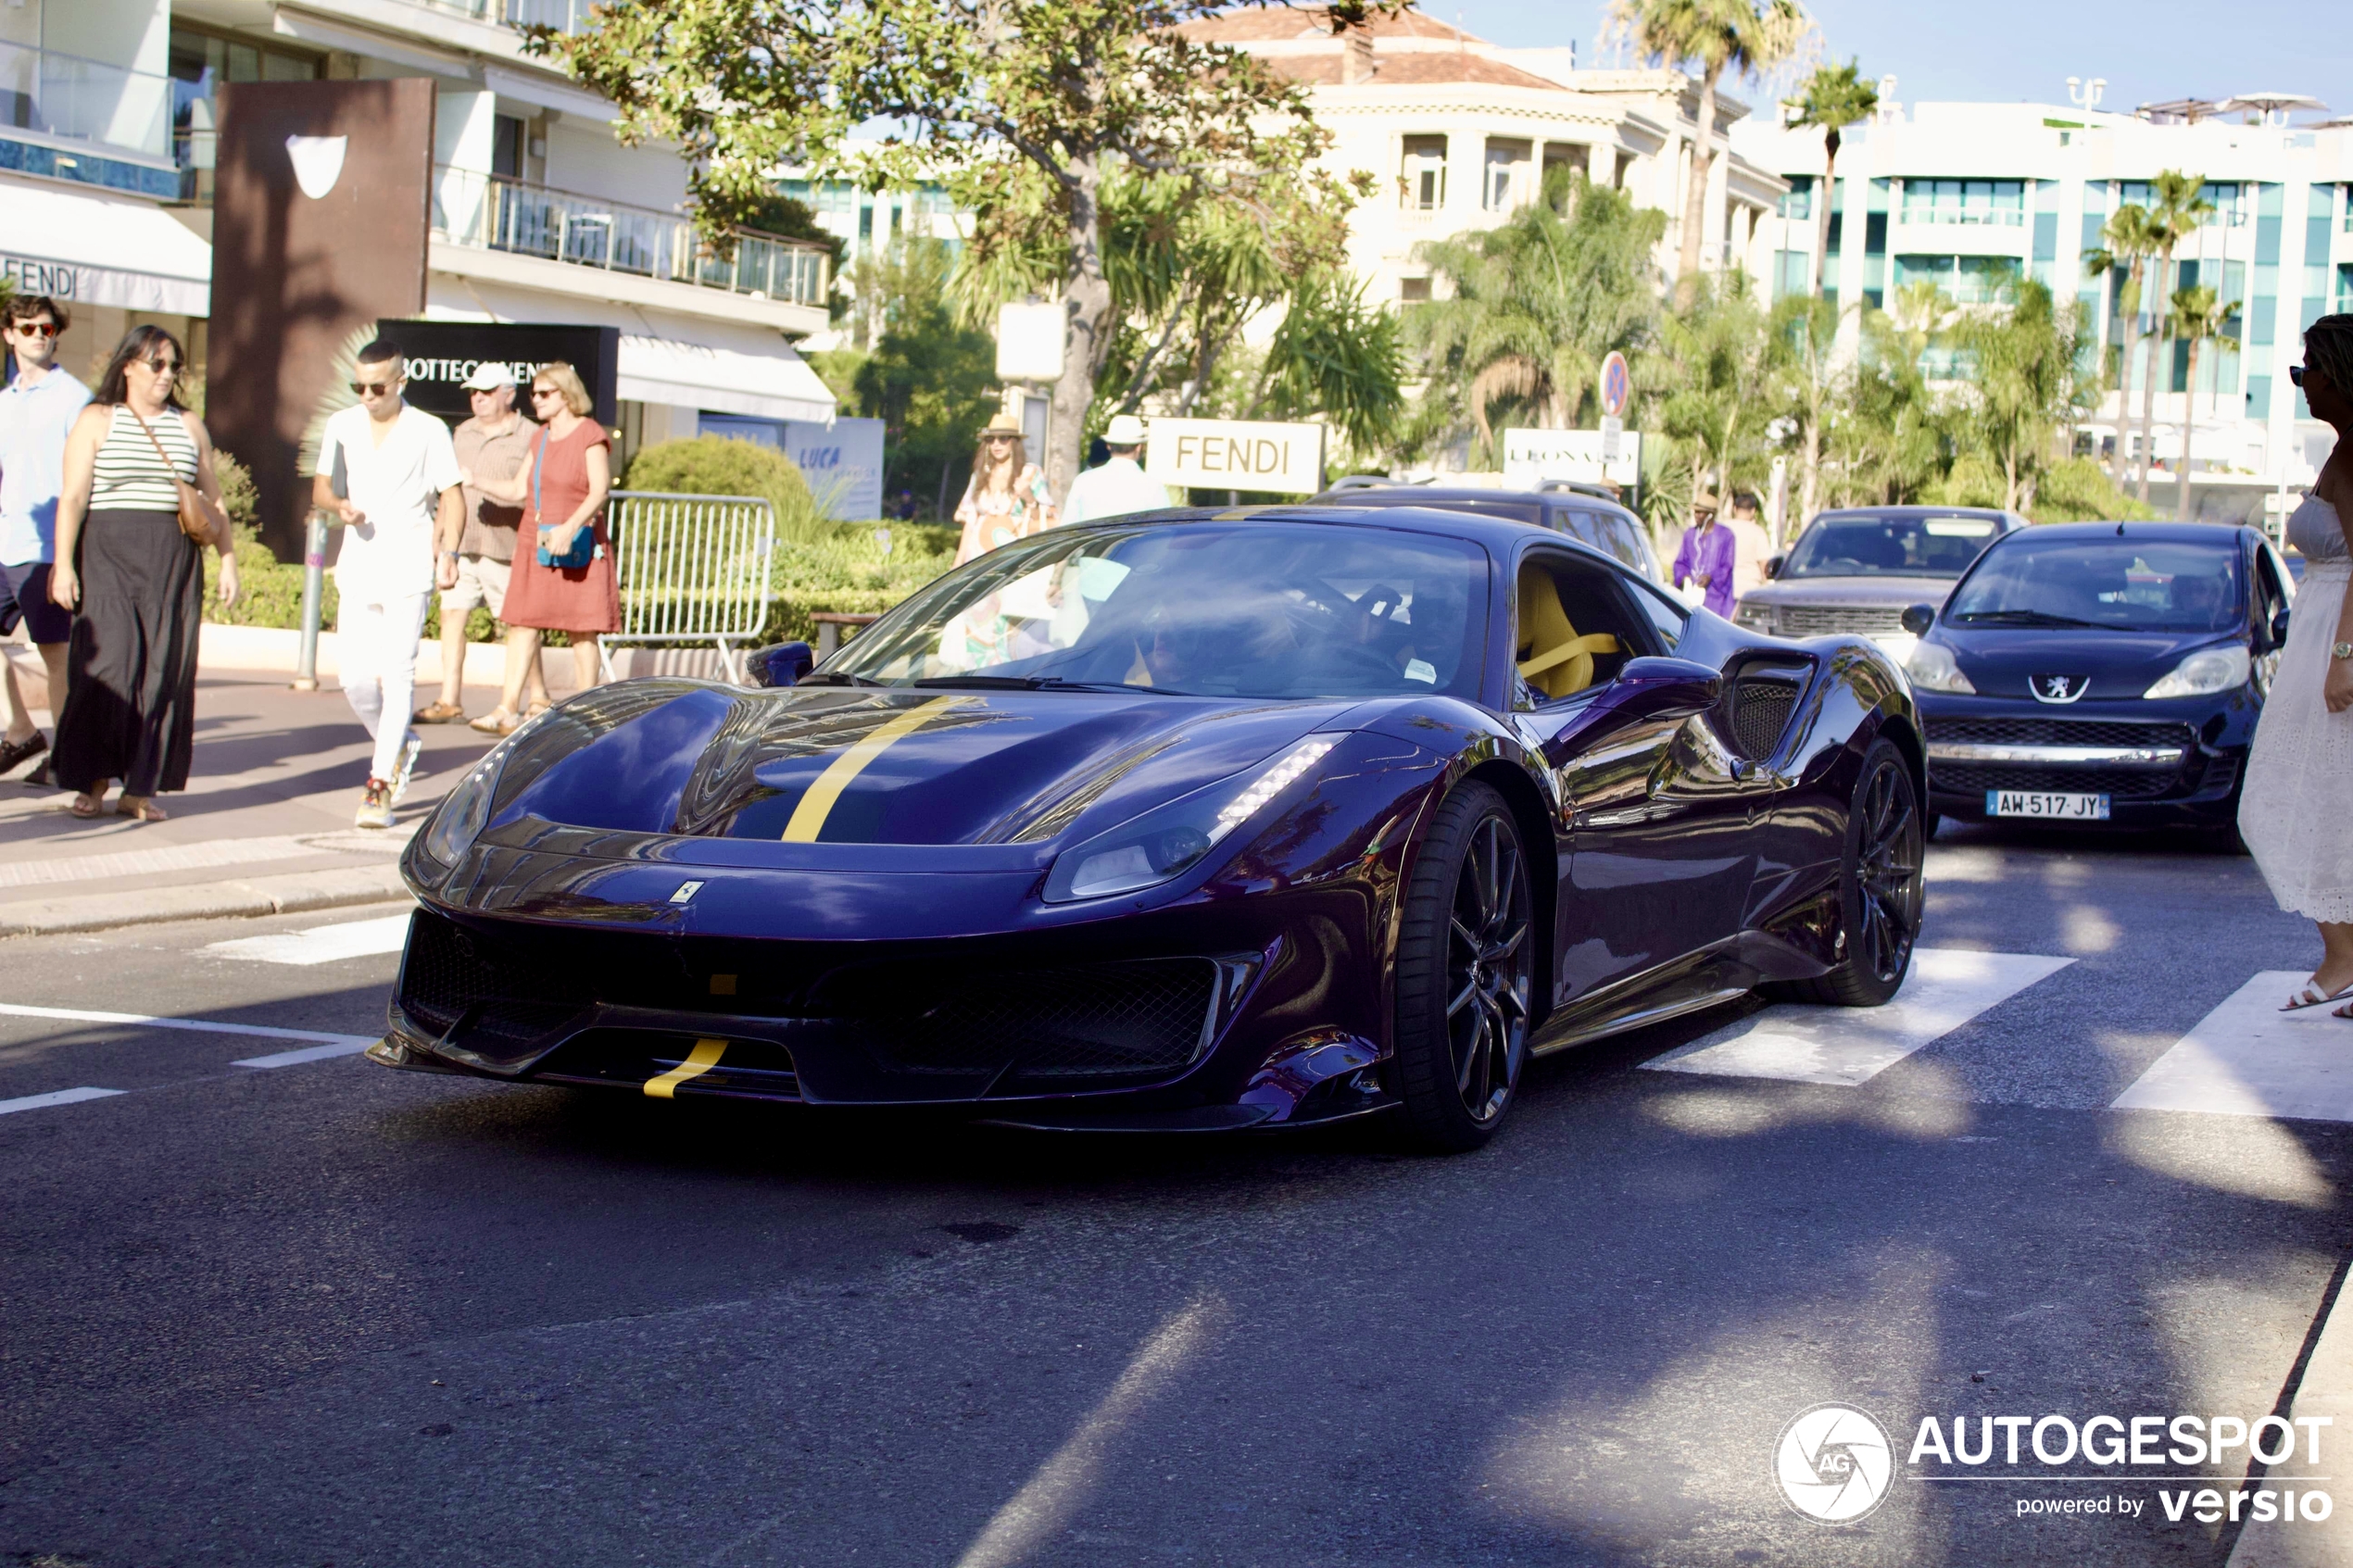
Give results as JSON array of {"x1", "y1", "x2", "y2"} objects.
[{"x1": 1516, "y1": 565, "x2": 1620, "y2": 699}]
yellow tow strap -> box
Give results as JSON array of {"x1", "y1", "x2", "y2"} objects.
[{"x1": 644, "y1": 1038, "x2": 727, "y2": 1099}]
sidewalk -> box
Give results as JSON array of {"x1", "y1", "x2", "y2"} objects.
[{"x1": 0, "y1": 670, "x2": 510, "y2": 936}]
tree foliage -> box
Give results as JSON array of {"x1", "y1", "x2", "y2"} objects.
[
  {"x1": 1406, "y1": 173, "x2": 1665, "y2": 459},
  {"x1": 1783, "y1": 58, "x2": 1876, "y2": 300},
  {"x1": 537, "y1": 0, "x2": 1390, "y2": 501}
]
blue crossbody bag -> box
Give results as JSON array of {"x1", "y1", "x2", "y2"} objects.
[{"x1": 534, "y1": 429, "x2": 597, "y2": 570}]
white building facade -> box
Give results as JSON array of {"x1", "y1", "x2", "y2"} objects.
[
  {"x1": 1, "y1": 0, "x2": 835, "y2": 461},
  {"x1": 1735, "y1": 95, "x2": 2351, "y2": 523}
]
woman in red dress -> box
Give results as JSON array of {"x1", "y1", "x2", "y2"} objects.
[{"x1": 460, "y1": 360, "x2": 619, "y2": 733}]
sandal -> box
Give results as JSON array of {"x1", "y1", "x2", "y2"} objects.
[
  {"x1": 68, "y1": 791, "x2": 105, "y2": 819},
  {"x1": 468, "y1": 708, "x2": 517, "y2": 734},
  {"x1": 116, "y1": 797, "x2": 168, "y2": 822},
  {"x1": 524, "y1": 699, "x2": 552, "y2": 718},
  {"x1": 2283, "y1": 978, "x2": 2353, "y2": 1011},
  {"x1": 413, "y1": 700, "x2": 467, "y2": 724}
]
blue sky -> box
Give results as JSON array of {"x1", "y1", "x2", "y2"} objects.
[{"x1": 1441, "y1": 1, "x2": 2351, "y2": 119}]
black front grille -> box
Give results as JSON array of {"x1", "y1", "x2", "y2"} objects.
[
  {"x1": 396, "y1": 912, "x2": 587, "y2": 1048},
  {"x1": 1730, "y1": 678, "x2": 1799, "y2": 759},
  {"x1": 1934, "y1": 763, "x2": 2183, "y2": 800},
  {"x1": 1926, "y1": 718, "x2": 2196, "y2": 749},
  {"x1": 870, "y1": 960, "x2": 1217, "y2": 1081}
]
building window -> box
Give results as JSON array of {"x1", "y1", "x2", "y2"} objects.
[
  {"x1": 1772, "y1": 249, "x2": 1809, "y2": 299},
  {"x1": 169, "y1": 27, "x2": 322, "y2": 205},
  {"x1": 1893, "y1": 253, "x2": 2023, "y2": 304},
  {"x1": 1898, "y1": 179, "x2": 2026, "y2": 227},
  {"x1": 1483, "y1": 138, "x2": 1530, "y2": 211},
  {"x1": 1541, "y1": 143, "x2": 1589, "y2": 192},
  {"x1": 492, "y1": 114, "x2": 526, "y2": 179},
  {"x1": 1777, "y1": 175, "x2": 1812, "y2": 220},
  {"x1": 1401, "y1": 276, "x2": 1431, "y2": 303},
  {"x1": 1401, "y1": 135, "x2": 1447, "y2": 210}
]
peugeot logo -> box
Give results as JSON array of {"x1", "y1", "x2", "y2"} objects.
[{"x1": 2029, "y1": 673, "x2": 2088, "y2": 704}]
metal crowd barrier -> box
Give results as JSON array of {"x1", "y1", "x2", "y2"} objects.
[{"x1": 599, "y1": 491, "x2": 777, "y2": 684}]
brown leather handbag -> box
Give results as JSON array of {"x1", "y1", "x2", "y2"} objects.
[{"x1": 129, "y1": 408, "x2": 219, "y2": 544}]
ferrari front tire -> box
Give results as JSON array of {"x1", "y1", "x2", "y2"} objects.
[
  {"x1": 1392, "y1": 781, "x2": 1533, "y2": 1153},
  {"x1": 1780, "y1": 737, "x2": 1924, "y2": 1008}
]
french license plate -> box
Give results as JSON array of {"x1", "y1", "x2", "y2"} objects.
[{"x1": 1986, "y1": 790, "x2": 2110, "y2": 820}]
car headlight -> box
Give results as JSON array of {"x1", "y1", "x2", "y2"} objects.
[
  {"x1": 1042, "y1": 736, "x2": 1339, "y2": 903},
  {"x1": 418, "y1": 711, "x2": 553, "y2": 866},
  {"x1": 1906, "y1": 641, "x2": 1976, "y2": 694},
  {"x1": 2144, "y1": 645, "x2": 2250, "y2": 699},
  {"x1": 1735, "y1": 600, "x2": 1774, "y2": 632}
]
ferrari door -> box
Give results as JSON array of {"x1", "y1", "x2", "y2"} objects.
[{"x1": 1509, "y1": 549, "x2": 1757, "y2": 1002}]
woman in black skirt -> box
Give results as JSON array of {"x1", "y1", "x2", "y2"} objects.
[{"x1": 48, "y1": 326, "x2": 239, "y2": 821}]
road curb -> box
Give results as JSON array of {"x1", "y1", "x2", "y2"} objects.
[
  {"x1": 0, "y1": 863, "x2": 414, "y2": 938},
  {"x1": 2226, "y1": 1252, "x2": 2352, "y2": 1566}
]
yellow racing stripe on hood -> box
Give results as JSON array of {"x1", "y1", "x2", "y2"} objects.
[{"x1": 780, "y1": 696, "x2": 964, "y2": 842}]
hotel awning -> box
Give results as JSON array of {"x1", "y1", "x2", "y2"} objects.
[
  {"x1": 616, "y1": 331, "x2": 837, "y2": 423},
  {"x1": 0, "y1": 180, "x2": 211, "y2": 317}
]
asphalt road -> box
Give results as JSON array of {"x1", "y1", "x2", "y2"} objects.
[{"x1": 0, "y1": 822, "x2": 2346, "y2": 1568}]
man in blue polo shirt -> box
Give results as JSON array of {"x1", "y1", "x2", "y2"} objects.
[{"x1": 0, "y1": 295, "x2": 89, "y2": 783}]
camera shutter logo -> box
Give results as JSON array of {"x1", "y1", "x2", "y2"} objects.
[{"x1": 1773, "y1": 1403, "x2": 1894, "y2": 1524}]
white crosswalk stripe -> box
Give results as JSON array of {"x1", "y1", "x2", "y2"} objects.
[
  {"x1": 2111, "y1": 971, "x2": 2353, "y2": 1123},
  {"x1": 0, "y1": 1085, "x2": 125, "y2": 1116},
  {"x1": 1643, "y1": 947, "x2": 2077, "y2": 1086},
  {"x1": 206, "y1": 913, "x2": 412, "y2": 967}
]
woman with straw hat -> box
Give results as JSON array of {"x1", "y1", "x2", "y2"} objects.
[{"x1": 953, "y1": 412, "x2": 1057, "y2": 565}]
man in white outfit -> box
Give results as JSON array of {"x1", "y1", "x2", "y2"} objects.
[
  {"x1": 312, "y1": 341, "x2": 463, "y2": 828},
  {"x1": 1059, "y1": 413, "x2": 1169, "y2": 524}
]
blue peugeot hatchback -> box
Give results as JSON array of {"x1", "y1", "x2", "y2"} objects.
[{"x1": 1900, "y1": 522, "x2": 2296, "y2": 836}]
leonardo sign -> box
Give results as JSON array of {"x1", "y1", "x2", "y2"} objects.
[{"x1": 1144, "y1": 417, "x2": 1327, "y2": 495}]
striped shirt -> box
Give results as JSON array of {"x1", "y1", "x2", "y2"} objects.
[{"x1": 88, "y1": 405, "x2": 197, "y2": 513}]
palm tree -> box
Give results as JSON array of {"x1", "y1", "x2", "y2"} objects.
[
  {"x1": 2133, "y1": 170, "x2": 2214, "y2": 504},
  {"x1": 2166, "y1": 282, "x2": 2241, "y2": 520},
  {"x1": 2081, "y1": 203, "x2": 2161, "y2": 489},
  {"x1": 1609, "y1": 0, "x2": 1813, "y2": 306},
  {"x1": 1783, "y1": 59, "x2": 1877, "y2": 301},
  {"x1": 1951, "y1": 281, "x2": 2088, "y2": 513},
  {"x1": 1407, "y1": 172, "x2": 1666, "y2": 458}
]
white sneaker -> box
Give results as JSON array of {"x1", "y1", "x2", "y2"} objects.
[
  {"x1": 354, "y1": 778, "x2": 395, "y2": 829},
  {"x1": 389, "y1": 729, "x2": 424, "y2": 805}
]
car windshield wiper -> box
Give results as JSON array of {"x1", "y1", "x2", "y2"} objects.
[
  {"x1": 910, "y1": 674, "x2": 1202, "y2": 696},
  {"x1": 1952, "y1": 609, "x2": 2106, "y2": 628},
  {"x1": 794, "y1": 671, "x2": 888, "y2": 686}
]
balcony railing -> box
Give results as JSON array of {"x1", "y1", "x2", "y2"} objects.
[
  {"x1": 0, "y1": 38, "x2": 170, "y2": 160},
  {"x1": 400, "y1": 0, "x2": 595, "y2": 33},
  {"x1": 434, "y1": 168, "x2": 832, "y2": 307}
]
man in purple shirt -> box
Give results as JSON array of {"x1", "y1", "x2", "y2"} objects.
[{"x1": 1672, "y1": 492, "x2": 1737, "y2": 619}]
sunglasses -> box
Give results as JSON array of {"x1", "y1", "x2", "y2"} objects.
[
  {"x1": 9, "y1": 320, "x2": 58, "y2": 339},
  {"x1": 985, "y1": 433, "x2": 1016, "y2": 443},
  {"x1": 350, "y1": 380, "x2": 397, "y2": 396},
  {"x1": 145, "y1": 358, "x2": 182, "y2": 376},
  {"x1": 2290, "y1": 365, "x2": 2306, "y2": 387},
  {"x1": 530, "y1": 385, "x2": 561, "y2": 398}
]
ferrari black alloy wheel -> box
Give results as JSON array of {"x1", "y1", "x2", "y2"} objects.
[
  {"x1": 1783, "y1": 737, "x2": 1924, "y2": 1007},
  {"x1": 1394, "y1": 781, "x2": 1533, "y2": 1152}
]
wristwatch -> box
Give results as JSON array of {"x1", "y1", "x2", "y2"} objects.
[{"x1": 2334, "y1": 642, "x2": 2353, "y2": 660}]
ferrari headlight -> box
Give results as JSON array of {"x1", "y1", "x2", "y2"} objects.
[
  {"x1": 2144, "y1": 645, "x2": 2250, "y2": 699},
  {"x1": 418, "y1": 712, "x2": 552, "y2": 866},
  {"x1": 1042, "y1": 736, "x2": 1339, "y2": 903},
  {"x1": 1735, "y1": 600, "x2": 1774, "y2": 632},
  {"x1": 1906, "y1": 641, "x2": 1976, "y2": 694}
]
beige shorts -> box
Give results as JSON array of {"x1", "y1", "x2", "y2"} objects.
[{"x1": 440, "y1": 553, "x2": 510, "y2": 619}]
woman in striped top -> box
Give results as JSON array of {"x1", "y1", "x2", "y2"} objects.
[{"x1": 48, "y1": 326, "x2": 239, "y2": 821}]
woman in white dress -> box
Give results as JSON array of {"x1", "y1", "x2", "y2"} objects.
[{"x1": 2239, "y1": 314, "x2": 2353, "y2": 1009}]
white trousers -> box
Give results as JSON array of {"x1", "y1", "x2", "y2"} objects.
[{"x1": 338, "y1": 591, "x2": 430, "y2": 782}]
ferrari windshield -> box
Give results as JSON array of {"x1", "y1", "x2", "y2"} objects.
[
  {"x1": 824, "y1": 521, "x2": 1488, "y2": 700},
  {"x1": 1782, "y1": 512, "x2": 2003, "y2": 579},
  {"x1": 1946, "y1": 538, "x2": 2245, "y2": 633}
]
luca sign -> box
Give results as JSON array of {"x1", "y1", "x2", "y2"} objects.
[{"x1": 1146, "y1": 418, "x2": 1326, "y2": 496}]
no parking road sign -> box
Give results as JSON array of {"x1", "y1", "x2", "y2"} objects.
[{"x1": 1598, "y1": 351, "x2": 1631, "y2": 420}]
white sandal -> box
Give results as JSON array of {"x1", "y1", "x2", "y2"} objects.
[{"x1": 2282, "y1": 978, "x2": 2353, "y2": 1011}]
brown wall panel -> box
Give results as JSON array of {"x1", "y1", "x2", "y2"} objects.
[{"x1": 209, "y1": 80, "x2": 433, "y2": 558}]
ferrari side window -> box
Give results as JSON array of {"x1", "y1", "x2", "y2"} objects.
[
  {"x1": 1629, "y1": 581, "x2": 1687, "y2": 652},
  {"x1": 1514, "y1": 554, "x2": 1641, "y2": 707}
]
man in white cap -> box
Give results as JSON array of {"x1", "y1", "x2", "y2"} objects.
[
  {"x1": 416, "y1": 360, "x2": 546, "y2": 724},
  {"x1": 1060, "y1": 413, "x2": 1170, "y2": 525}
]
